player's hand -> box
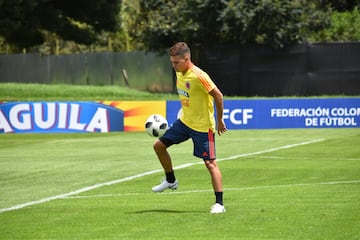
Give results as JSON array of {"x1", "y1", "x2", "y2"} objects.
[{"x1": 217, "y1": 120, "x2": 227, "y2": 136}]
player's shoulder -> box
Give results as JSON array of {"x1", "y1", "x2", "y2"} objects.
[
  {"x1": 191, "y1": 65, "x2": 210, "y2": 80},
  {"x1": 190, "y1": 65, "x2": 215, "y2": 91},
  {"x1": 191, "y1": 65, "x2": 207, "y2": 74}
]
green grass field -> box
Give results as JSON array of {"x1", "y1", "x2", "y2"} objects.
[{"x1": 1, "y1": 129, "x2": 359, "y2": 239}]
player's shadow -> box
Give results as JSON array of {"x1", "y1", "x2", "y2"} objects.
[{"x1": 127, "y1": 209, "x2": 204, "y2": 214}]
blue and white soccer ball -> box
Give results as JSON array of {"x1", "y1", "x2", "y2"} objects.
[{"x1": 145, "y1": 114, "x2": 168, "y2": 137}]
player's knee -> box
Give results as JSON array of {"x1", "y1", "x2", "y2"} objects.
[
  {"x1": 153, "y1": 140, "x2": 166, "y2": 153},
  {"x1": 205, "y1": 159, "x2": 218, "y2": 171}
]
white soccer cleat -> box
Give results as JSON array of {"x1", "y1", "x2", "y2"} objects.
[
  {"x1": 210, "y1": 203, "x2": 226, "y2": 214},
  {"x1": 152, "y1": 179, "x2": 178, "y2": 192}
]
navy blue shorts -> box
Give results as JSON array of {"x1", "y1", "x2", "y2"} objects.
[{"x1": 159, "y1": 119, "x2": 216, "y2": 160}]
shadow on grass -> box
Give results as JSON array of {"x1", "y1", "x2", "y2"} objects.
[{"x1": 127, "y1": 209, "x2": 204, "y2": 214}]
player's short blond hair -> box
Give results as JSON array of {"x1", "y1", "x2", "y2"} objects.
[{"x1": 169, "y1": 42, "x2": 191, "y2": 57}]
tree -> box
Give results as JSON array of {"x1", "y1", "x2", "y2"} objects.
[
  {"x1": 131, "y1": 0, "x2": 226, "y2": 52},
  {"x1": 132, "y1": 0, "x2": 331, "y2": 51},
  {"x1": 327, "y1": 0, "x2": 360, "y2": 11},
  {"x1": 0, "y1": 0, "x2": 121, "y2": 50},
  {"x1": 117, "y1": 0, "x2": 141, "y2": 51},
  {"x1": 309, "y1": 7, "x2": 360, "y2": 42},
  {"x1": 219, "y1": 0, "x2": 331, "y2": 48}
]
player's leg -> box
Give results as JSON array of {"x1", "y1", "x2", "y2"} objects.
[
  {"x1": 192, "y1": 129, "x2": 226, "y2": 213},
  {"x1": 153, "y1": 139, "x2": 173, "y2": 173},
  {"x1": 205, "y1": 160, "x2": 226, "y2": 213},
  {"x1": 204, "y1": 159, "x2": 223, "y2": 193},
  {"x1": 152, "y1": 139, "x2": 178, "y2": 192},
  {"x1": 204, "y1": 159, "x2": 225, "y2": 211},
  {"x1": 152, "y1": 120, "x2": 189, "y2": 192}
]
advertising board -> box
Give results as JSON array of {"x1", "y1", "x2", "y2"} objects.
[
  {"x1": 1, "y1": 98, "x2": 359, "y2": 133},
  {"x1": 166, "y1": 98, "x2": 360, "y2": 129}
]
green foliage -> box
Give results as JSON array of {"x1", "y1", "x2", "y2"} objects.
[
  {"x1": 131, "y1": 0, "x2": 227, "y2": 51},
  {"x1": 219, "y1": 0, "x2": 331, "y2": 48},
  {"x1": 133, "y1": 0, "x2": 331, "y2": 50},
  {"x1": 1, "y1": 0, "x2": 359, "y2": 54},
  {"x1": 327, "y1": 0, "x2": 360, "y2": 11},
  {"x1": 117, "y1": 0, "x2": 141, "y2": 51},
  {"x1": 0, "y1": 0, "x2": 121, "y2": 49},
  {"x1": 309, "y1": 7, "x2": 360, "y2": 42},
  {"x1": 29, "y1": 31, "x2": 127, "y2": 55}
]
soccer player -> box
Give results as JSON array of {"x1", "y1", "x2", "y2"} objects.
[{"x1": 151, "y1": 42, "x2": 227, "y2": 213}]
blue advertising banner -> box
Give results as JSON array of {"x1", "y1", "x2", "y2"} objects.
[
  {"x1": 166, "y1": 98, "x2": 360, "y2": 129},
  {"x1": 0, "y1": 102, "x2": 124, "y2": 133},
  {"x1": 1, "y1": 98, "x2": 359, "y2": 133}
]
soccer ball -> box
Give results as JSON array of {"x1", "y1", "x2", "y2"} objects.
[{"x1": 145, "y1": 114, "x2": 168, "y2": 137}]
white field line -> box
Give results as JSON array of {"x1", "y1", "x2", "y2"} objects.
[
  {"x1": 62, "y1": 180, "x2": 360, "y2": 199},
  {"x1": 0, "y1": 138, "x2": 324, "y2": 214},
  {"x1": 224, "y1": 179, "x2": 360, "y2": 191},
  {"x1": 254, "y1": 156, "x2": 360, "y2": 161},
  {"x1": 177, "y1": 138, "x2": 325, "y2": 168},
  {"x1": 216, "y1": 138, "x2": 325, "y2": 162},
  {"x1": 0, "y1": 169, "x2": 161, "y2": 214}
]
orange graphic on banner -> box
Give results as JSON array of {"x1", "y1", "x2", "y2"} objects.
[{"x1": 99, "y1": 101, "x2": 166, "y2": 132}]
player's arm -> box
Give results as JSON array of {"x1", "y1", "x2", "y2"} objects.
[{"x1": 209, "y1": 87, "x2": 227, "y2": 135}]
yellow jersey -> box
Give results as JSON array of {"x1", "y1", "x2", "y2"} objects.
[{"x1": 176, "y1": 65, "x2": 216, "y2": 132}]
